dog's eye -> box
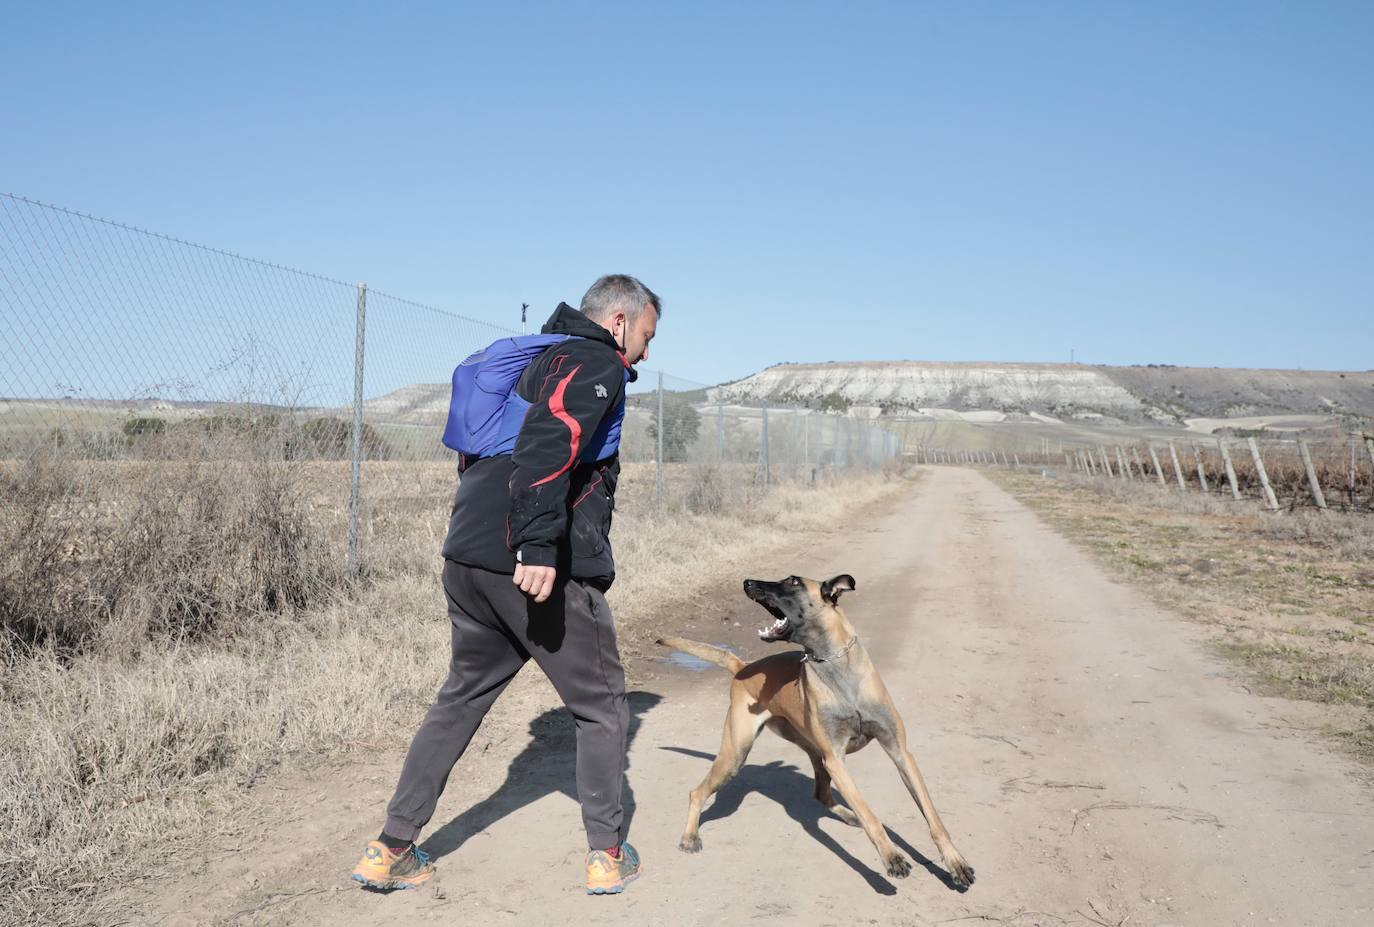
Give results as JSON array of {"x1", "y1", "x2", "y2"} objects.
[{"x1": 786, "y1": 576, "x2": 799, "y2": 586}]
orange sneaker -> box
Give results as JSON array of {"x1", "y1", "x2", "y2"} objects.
[
  {"x1": 585, "y1": 842, "x2": 642, "y2": 895},
  {"x1": 350, "y1": 840, "x2": 434, "y2": 890}
]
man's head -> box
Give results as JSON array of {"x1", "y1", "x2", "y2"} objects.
[{"x1": 580, "y1": 274, "x2": 660, "y2": 366}]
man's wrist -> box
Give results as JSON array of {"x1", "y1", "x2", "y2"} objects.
[{"x1": 517, "y1": 546, "x2": 557, "y2": 568}]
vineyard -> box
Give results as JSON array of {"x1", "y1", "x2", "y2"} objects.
[{"x1": 916, "y1": 436, "x2": 1374, "y2": 512}]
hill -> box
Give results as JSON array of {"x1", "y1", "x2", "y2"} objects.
[{"x1": 704, "y1": 362, "x2": 1374, "y2": 427}]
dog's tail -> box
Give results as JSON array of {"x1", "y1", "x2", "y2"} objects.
[{"x1": 656, "y1": 637, "x2": 745, "y2": 674}]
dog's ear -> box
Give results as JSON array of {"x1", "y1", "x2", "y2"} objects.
[{"x1": 821, "y1": 574, "x2": 856, "y2": 604}]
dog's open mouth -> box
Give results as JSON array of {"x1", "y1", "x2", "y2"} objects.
[{"x1": 756, "y1": 603, "x2": 790, "y2": 642}]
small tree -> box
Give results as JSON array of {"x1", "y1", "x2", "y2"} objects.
[
  {"x1": 818, "y1": 392, "x2": 851, "y2": 414},
  {"x1": 647, "y1": 399, "x2": 702, "y2": 462},
  {"x1": 122, "y1": 416, "x2": 167, "y2": 438},
  {"x1": 300, "y1": 416, "x2": 390, "y2": 460}
]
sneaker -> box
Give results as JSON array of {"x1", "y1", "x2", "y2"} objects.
[
  {"x1": 585, "y1": 842, "x2": 642, "y2": 895},
  {"x1": 350, "y1": 840, "x2": 435, "y2": 890}
]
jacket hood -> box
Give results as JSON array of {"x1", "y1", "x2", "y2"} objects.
[{"x1": 541, "y1": 302, "x2": 638, "y2": 382}]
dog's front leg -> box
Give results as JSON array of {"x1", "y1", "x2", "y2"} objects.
[
  {"x1": 679, "y1": 697, "x2": 768, "y2": 853},
  {"x1": 820, "y1": 750, "x2": 911, "y2": 878},
  {"x1": 877, "y1": 734, "x2": 975, "y2": 888}
]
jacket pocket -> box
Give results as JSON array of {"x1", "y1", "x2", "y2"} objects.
[{"x1": 570, "y1": 473, "x2": 611, "y2": 558}]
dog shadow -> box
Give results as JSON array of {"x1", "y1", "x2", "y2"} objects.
[
  {"x1": 662, "y1": 747, "x2": 966, "y2": 895},
  {"x1": 420, "y1": 690, "x2": 663, "y2": 861}
]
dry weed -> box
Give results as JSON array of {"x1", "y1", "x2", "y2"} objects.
[{"x1": 0, "y1": 444, "x2": 343, "y2": 658}]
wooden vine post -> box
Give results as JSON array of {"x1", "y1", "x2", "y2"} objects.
[{"x1": 1247, "y1": 437, "x2": 1278, "y2": 510}]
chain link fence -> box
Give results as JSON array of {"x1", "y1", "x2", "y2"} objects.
[{"x1": 1, "y1": 193, "x2": 900, "y2": 559}]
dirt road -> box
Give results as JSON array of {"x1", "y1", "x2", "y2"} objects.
[{"x1": 135, "y1": 467, "x2": 1374, "y2": 926}]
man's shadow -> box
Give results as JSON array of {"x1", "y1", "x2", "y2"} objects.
[
  {"x1": 421, "y1": 690, "x2": 662, "y2": 860},
  {"x1": 661, "y1": 747, "x2": 966, "y2": 895}
]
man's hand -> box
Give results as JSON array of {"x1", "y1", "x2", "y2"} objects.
[{"x1": 513, "y1": 563, "x2": 557, "y2": 603}]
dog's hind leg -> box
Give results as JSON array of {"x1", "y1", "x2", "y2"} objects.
[
  {"x1": 767, "y1": 718, "x2": 861, "y2": 827},
  {"x1": 679, "y1": 695, "x2": 769, "y2": 853},
  {"x1": 807, "y1": 750, "x2": 861, "y2": 827},
  {"x1": 876, "y1": 728, "x2": 976, "y2": 888}
]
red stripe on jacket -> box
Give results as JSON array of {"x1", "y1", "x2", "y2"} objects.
[{"x1": 529, "y1": 365, "x2": 583, "y2": 488}]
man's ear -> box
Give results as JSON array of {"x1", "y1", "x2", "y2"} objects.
[{"x1": 821, "y1": 574, "x2": 856, "y2": 604}]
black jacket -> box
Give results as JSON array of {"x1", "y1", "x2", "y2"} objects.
[{"x1": 441, "y1": 303, "x2": 634, "y2": 589}]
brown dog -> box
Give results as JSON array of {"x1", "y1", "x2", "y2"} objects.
[{"x1": 658, "y1": 574, "x2": 975, "y2": 887}]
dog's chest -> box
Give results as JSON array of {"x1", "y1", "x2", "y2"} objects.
[{"x1": 815, "y1": 688, "x2": 887, "y2": 749}]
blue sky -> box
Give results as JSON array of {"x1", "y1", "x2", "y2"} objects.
[{"x1": 3, "y1": 1, "x2": 1372, "y2": 390}]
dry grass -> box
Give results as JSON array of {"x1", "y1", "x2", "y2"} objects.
[
  {"x1": 0, "y1": 452, "x2": 908, "y2": 927},
  {"x1": 987, "y1": 467, "x2": 1374, "y2": 768},
  {"x1": 0, "y1": 451, "x2": 344, "y2": 658}
]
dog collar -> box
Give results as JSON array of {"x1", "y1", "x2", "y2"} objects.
[{"x1": 803, "y1": 635, "x2": 859, "y2": 663}]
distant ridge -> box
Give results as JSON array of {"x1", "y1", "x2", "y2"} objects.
[
  {"x1": 336, "y1": 361, "x2": 1374, "y2": 429},
  {"x1": 703, "y1": 361, "x2": 1374, "y2": 425}
]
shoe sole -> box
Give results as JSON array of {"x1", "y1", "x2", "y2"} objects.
[
  {"x1": 586, "y1": 870, "x2": 641, "y2": 895},
  {"x1": 351, "y1": 872, "x2": 432, "y2": 891}
]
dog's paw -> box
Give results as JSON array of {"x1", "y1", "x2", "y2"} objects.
[
  {"x1": 946, "y1": 853, "x2": 975, "y2": 889},
  {"x1": 678, "y1": 834, "x2": 702, "y2": 854},
  {"x1": 885, "y1": 853, "x2": 911, "y2": 878}
]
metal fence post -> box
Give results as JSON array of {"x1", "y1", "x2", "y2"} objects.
[
  {"x1": 760, "y1": 403, "x2": 771, "y2": 486},
  {"x1": 656, "y1": 371, "x2": 665, "y2": 509},
  {"x1": 803, "y1": 411, "x2": 810, "y2": 470},
  {"x1": 717, "y1": 400, "x2": 725, "y2": 463},
  {"x1": 348, "y1": 282, "x2": 367, "y2": 570}
]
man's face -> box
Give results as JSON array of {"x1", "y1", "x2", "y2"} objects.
[{"x1": 617, "y1": 305, "x2": 658, "y2": 366}]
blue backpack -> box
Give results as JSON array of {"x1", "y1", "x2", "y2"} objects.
[{"x1": 441, "y1": 333, "x2": 626, "y2": 463}]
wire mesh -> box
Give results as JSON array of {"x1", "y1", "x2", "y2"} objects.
[
  {"x1": 359, "y1": 287, "x2": 518, "y2": 462},
  {"x1": 1, "y1": 194, "x2": 903, "y2": 557},
  {"x1": 1, "y1": 193, "x2": 362, "y2": 456}
]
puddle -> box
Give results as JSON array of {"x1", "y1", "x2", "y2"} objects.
[{"x1": 657, "y1": 647, "x2": 737, "y2": 671}]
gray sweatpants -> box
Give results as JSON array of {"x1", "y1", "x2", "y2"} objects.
[{"x1": 383, "y1": 560, "x2": 630, "y2": 850}]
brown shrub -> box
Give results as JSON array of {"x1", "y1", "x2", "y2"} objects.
[
  {"x1": 0, "y1": 445, "x2": 344, "y2": 659},
  {"x1": 683, "y1": 463, "x2": 764, "y2": 515}
]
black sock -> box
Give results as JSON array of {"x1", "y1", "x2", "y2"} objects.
[{"x1": 378, "y1": 831, "x2": 412, "y2": 853}]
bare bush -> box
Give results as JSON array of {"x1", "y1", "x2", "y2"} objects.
[
  {"x1": 683, "y1": 464, "x2": 763, "y2": 515},
  {"x1": 0, "y1": 438, "x2": 344, "y2": 658}
]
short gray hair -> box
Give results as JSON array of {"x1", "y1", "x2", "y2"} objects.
[{"x1": 579, "y1": 274, "x2": 662, "y2": 323}]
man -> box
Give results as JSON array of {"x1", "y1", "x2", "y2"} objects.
[{"x1": 351, "y1": 274, "x2": 660, "y2": 896}]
